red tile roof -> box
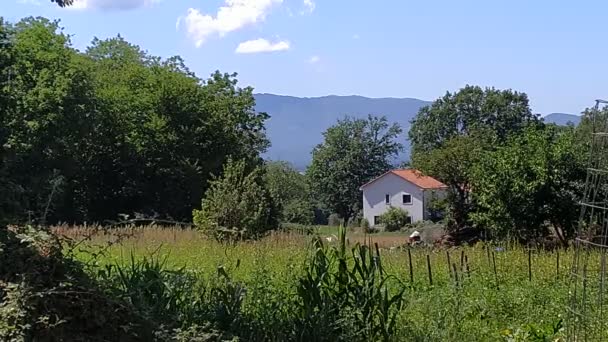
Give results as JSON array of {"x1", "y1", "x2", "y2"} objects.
[{"x1": 360, "y1": 169, "x2": 447, "y2": 190}]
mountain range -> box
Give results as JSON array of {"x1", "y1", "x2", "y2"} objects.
[{"x1": 254, "y1": 94, "x2": 580, "y2": 169}]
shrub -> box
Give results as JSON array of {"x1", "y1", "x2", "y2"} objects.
[
  {"x1": 193, "y1": 159, "x2": 279, "y2": 241},
  {"x1": 328, "y1": 213, "x2": 342, "y2": 227},
  {"x1": 283, "y1": 199, "x2": 315, "y2": 225},
  {"x1": 380, "y1": 207, "x2": 409, "y2": 232},
  {"x1": 361, "y1": 218, "x2": 370, "y2": 231}
]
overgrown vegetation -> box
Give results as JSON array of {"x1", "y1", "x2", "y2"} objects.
[
  {"x1": 38, "y1": 225, "x2": 589, "y2": 341},
  {"x1": 193, "y1": 159, "x2": 278, "y2": 241},
  {"x1": 0, "y1": 17, "x2": 269, "y2": 224},
  {"x1": 379, "y1": 207, "x2": 410, "y2": 232}
]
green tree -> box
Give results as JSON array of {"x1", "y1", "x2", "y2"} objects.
[
  {"x1": 307, "y1": 115, "x2": 402, "y2": 224},
  {"x1": 0, "y1": 17, "x2": 271, "y2": 224},
  {"x1": 193, "y1": 159, "x2": 278, "y2": 241},
  {"x1": 264, "y1": 161, "x2": 314, "y2": 224},
  {"x1": 471, "y1": 125, "x2": 585, "y2": 245},
  {"x1": 410, "y1": 86, "x2": 540, "y2": 231}
]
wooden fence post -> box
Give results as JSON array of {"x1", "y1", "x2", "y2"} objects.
[
  {"x1": 427, "y1": 254, "x2": 433, "y2": 286},
  {"x1": 528, "y1": 249, "x2": 532, "y2": 282},
  {"x1": 556, "y1": 250, "x2": 560, "y2": 278},
  {"x1": 446, "y1": 250, "x2": 452, "y2": 279},
  {"x1": 492, "y1": 251, "x2": 499, "y2": 290},
  {"x1": 408, "y1": 248, "x2": 414, "y2": 284}
]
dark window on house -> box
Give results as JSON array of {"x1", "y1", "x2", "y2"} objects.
[
  {"x1": 385, "y1": 194, "x2": 390, "y2": 204},
  {"x1": 405, "y1": 216, "x2": 412, "y2": 225},
  {"x1": 403, "y1": 194, "x2": 412, "y2": 204},
  {"x1": 374, "y1": 216, "x2": 382, "y2": 225}
]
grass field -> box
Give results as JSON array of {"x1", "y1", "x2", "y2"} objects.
[{"x1": 54, "y1": 225, "x2": 581, "y2": 341}]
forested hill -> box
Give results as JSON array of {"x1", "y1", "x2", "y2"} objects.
[
  {"x1": 254, "y1": 94, "x2": 580, "y2": 169},
  {"x1": 543, "y1": 113, "x2": 581, "y2": 126},
  {"x1": 254, "y1": 94, "x2": 430, "y2": 169}
]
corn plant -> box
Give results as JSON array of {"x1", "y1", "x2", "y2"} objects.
[{"x1": 294, "y1": 225, "x2": 406, "y2": 341}]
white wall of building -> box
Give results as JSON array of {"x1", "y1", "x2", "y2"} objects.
[{"x1": 362, "y1": 173, "x2": 425, "y2": 226}]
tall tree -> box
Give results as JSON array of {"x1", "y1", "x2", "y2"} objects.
[
  {"x1": 0, "y1": 17, "x2": 271, "y2": 224},
  {"x1": 264, "y1": 161, "x2": 314, "y2": 224},
  {"x1": 307, "y1": 115, "x2": 402, "y2": 224},
  {"x1": 409, "y1": 85, "x2": 540, "y2": 230},
  {"x1": 471, "y1": 125, "x2": 586, "y2": 245}
]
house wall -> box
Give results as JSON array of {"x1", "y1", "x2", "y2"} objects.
[{"x1": 362, "y1": 173, "x2": 425, "y2": 226}]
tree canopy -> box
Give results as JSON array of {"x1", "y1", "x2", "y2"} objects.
[
  {"x1": 0, "y1": 17, "x2": 269, "y2": 224},
  {"x1": 307, "y1": 115, "x2": 402, "y2": 224},
  {"x1": 471, "y1": 125, "x2": 586, "y2": 244},
  {"x1": 264, "y1": 161, "x2": 314, "y2": 225},
  {"x1": 410, "y1": 85, "x2": 541, "y2": 230}
]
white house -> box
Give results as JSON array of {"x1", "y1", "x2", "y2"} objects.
[{"x1": 360, "y1": 169, "x2": 447, "y2": 227}]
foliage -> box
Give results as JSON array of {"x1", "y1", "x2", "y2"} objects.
[
  {"x1": 410, "y1": 86, "x2": 541, "y2": 231},
  {"x1": 327, "y1": 214, "x2": 342, "y2": 227},
  {"x1": 293, "y1": 226, "x2": 406, "y2": 341},
  {"x1": 0, "y1": 225, "x2": 154, "y2": 341},
  {"x1": 193, "y1": 159, "x2": 279, "y2": 241},
  {"x1": 0, "y1": 17, "x2": 269, "y2": 224},
  {"x1": 67, "y1": 226, "x2": 579, "y2": 341},
  {"x1": 264, "y1": 161, "x2": 314, "y2": 225},
  {"x1": 379, "y1": 207, "x2": 410, "y2": 232},
  {"x1": 360, "y1": 218, "x2": 370, "y2": 231},
  {"x1": 471, "y1": 125, "x2": 586, "y2": 244},
  {"x1": 425, "y1": 190, "x2": 448, "y2": 223},
  {"x1": 308, "y1": 115, "x2": 402, "y2": 224}
]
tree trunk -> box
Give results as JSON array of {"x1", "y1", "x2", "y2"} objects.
[{"x1": 553, "y1": 223, "x2": 569, "y2": 248}]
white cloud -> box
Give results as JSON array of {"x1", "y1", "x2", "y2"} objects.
[
  {"x1": 181, "y1": 0, "x2": 283, "y2": 47},
  {"x1": 302, "y1": 0, "x2": 315, "y2": 14},
  {"x1": 68, "y1": 0, "x2": 160, "y2": 10},
  {"x1": 308, "y1": 55, "x2": 320, "y2": 64},
  {"x1": 236, "y1": 38, "x2": 290, "y2": 54}
]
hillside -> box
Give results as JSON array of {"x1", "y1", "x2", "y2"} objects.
[
  {"x1": 543, "y1": 113, "x2": 581, "y2": 126},
  {"x1": 255, "y1": 94, "x2": 430, "y2": 169}
]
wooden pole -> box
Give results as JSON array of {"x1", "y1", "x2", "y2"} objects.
[
  {"x1": 426, "y1": 254, "x2": 433, "y2": 286},
  {"x1": 408, "y1": 248, "x2": 414, "y2": 283},
  {"x1": 452, "y1": 263, "x2": 459, "y2": 286},
  {"x1": 528, "y1": 249, "x2": 532, "y2": 282},
  {"x1": 556, "y1": 250, "x2": 560, "y2": 278},
  {"x1": 492, "y1": 251, "x2": 499, "y2": 290},
  {"x1": 460, "y1": 250, "x2": 465, "y2": 273},
  {"x1": 446, "y1": 250, "x2": 452, "y2": 279},
  {"x1": 486, "y1": 245, "x2": 491, "y2": 268}
]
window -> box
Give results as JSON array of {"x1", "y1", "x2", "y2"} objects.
[
  {"x1": 374, "y1": 216, "x2": 382, "y2": 225},
  {"x1": 405, "y1": 216, "x2": 412, "y2": 225},
  {"x1": 403, "y1": 194, "x2": 412, "y2": 204},
  {"x1": 385, "y1": 194, "x2": 390, "y2": 204}
]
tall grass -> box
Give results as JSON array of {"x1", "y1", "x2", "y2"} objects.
[{"x1": 56, "y1": 225, "x2": 588, "y2": 341}]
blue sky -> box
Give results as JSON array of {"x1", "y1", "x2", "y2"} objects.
[{"x1": 3, "y1": 0, "x2": 607, "y2": 114}]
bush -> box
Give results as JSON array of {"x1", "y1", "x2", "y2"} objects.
[
  {"x1": 361, "y1": 218, "x2": 370, "y2": 230},
  {"x1": 283, "y1": 199, "x2": 315, "y2": 225},
  {"x1": 380, "y1": 207, "x2": 409, "y2": 232},
  {"x1": 328, "y1": 214, "x2": 342, "y2": 227},
  {"x1": 193, "y1": 159, "x2": 279, "y2": 241},
  {"x1": 0, "y1": 226, "x2": 154, "y2": 341}
]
